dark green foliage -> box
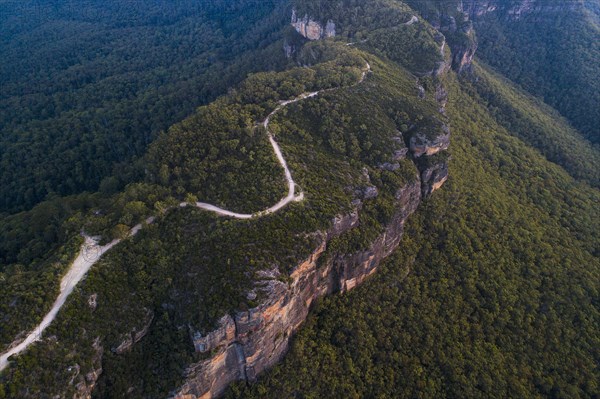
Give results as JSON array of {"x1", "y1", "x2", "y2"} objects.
[
  {"x1": 0, "y1": 235, "x2": 82, "y2": 351},
  {"x1": 0, "y1": 205, "x2": 318, "y2": 397},
  {"x1": 0, "y1": 194, "x2": 88, "y2": 268},
  {"x1": 0, "y1": 0, "x2": 290, "y2": 214},
  {"x1": 1, "y1": 1, "x2": 598, "y2": 398},
  {"x1": 465, "y1": 62, "x2": 600, "y2": 187},
  {"x1": 145, "y1": 42, "x2": 367, "y2": 213},
  {"x1": 402, "y1": 0, "x2": 599, "y2": 143},
  {"x1": 0, "y1": 37, "x2": 431, "y2": 397},
  {"x1": 0, "y1": 0, "x2": 292, "y2": 353},
  {"x1": 473, "y1": 2, "x2": 600, "y2": 143},
  {"x1": 0, "y1": 41, "x2": 371, "y2": 355},
  {"x1": 274, "y1": 51, "x2": 443, "y2": 167}
]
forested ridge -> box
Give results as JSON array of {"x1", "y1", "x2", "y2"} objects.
[
  {"x1": 402, "y1": 0, "x2": 600, "y2": 145},
  {"x1": 0, "y1": 0, "x2": 598, "y2": 398},
  {"x1": 0, "y1": 0, "x2": 293, "y2": 343},
  {"x1": 0, "y1": 1, "x2": 295, "y2": 373},
  {"x1": 468, "y1": 61, "x2": 599, "y2": 187},
  {"x1": 0, "y1": 39, "x2": 438, "y2": 396},
  {"x1": 228, "y1": 65, "x2": 600, "y2": 399}
]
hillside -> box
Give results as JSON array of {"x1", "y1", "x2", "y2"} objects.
[
  {"x1": 473, "y1": 0, "x2": 600, "y2": 144},
  {"x1": 0, "y1": 1, "x2": 598, "y2": 398},
  {"x1": 404, "y1": 0, "x2": 599, "y2": 144},
  {"x1": 0, "y1": 0, "x2": 292, "y2": 352},
  {"x1": 230, "y1": 64, "x2": 600, "y2": 399},
  {"x1": 0, "y1": 32, "x2": 451, "y2": 397},
  {"x1": 0, "y1": 0, "x2": 290, "y2": 214}
]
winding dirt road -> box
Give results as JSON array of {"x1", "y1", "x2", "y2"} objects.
[
  {"x1": 0, "y1": 60, "x2": 371, "y2": 372},
  {"x1": 0, "y1": 216, "x2": 156, "y2": 372}
]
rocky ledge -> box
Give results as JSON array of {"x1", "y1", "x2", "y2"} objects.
[
  {"x1": 73, "y1": 337, "x2": 103, "y2": 399},
  {"x1": 111, "y1": 308, "x2": 154, "y2": 355},
  {"x1": 417, "y1": 0, "x2": 584, "y2": 73},
  {"x1": 291, "y1": 9, "x2": 336, "y2": 41},
  {"x1": 409, "y1": 125, "x2": 451, "y2": 158},
  {"x1": 173, "y1": 180, "x2": 423, "y2": 399},
  {"x1": 172, "y1": 137, "x2": 449, "y2": 398}
]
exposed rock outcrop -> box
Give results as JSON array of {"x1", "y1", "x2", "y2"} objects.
[
  {"x1": 460, "y1": 0, "x2": 499, "y2": 18},
  {"x1": 174, "y1": 176, "x2": 425, "y2": 399},
  {"x1": 408, "y1": 92, "x2": 451, "y2": 198},
  {"x1": 87, "y1": 293, "x2": 97, "y2": 311},
  {"x1": 414, "y1": 0, "x2": 584, "y2": 73},
  {"x1": 172, "y1": 11, "x2": 454, "y2": 396},
  {"x1": 291, "y1": 9, "x2": 336, "y2": 40},
  {"x1": 73, "y1": 337, "x2": 103, "y2": 399},
  {"x1": 451, "y1": 25, "x2": 477, "y2": 73},
  {"x1": 419, "y1": 159, "x2": 449, "y2": 198},
  {"x1": 416, "y1": 8, "x2": 476, "y2": 74},
  {"x1": 460, "y1": 0, "x2": 583, "y2": 20},
  {"x1": 409, "y1": 126, "x2": 451, "y2": 158},
  {"x1": 435, "y1": 82, "x2": 449, "y2": 113},
  {"x1": 111, "y1": 308, "x2": 154, "y2": 355},
  {"x1": 436, "y1": 14, "x2": 477, "y2": 73}
]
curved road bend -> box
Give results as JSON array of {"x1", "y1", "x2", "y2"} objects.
[{"x1": 0, "y1": 60, "x2": 371, "y2": 372}]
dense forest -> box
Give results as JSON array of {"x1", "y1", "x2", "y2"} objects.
[
  {"x1": 0, "y1": 0, "x2": 598, "y2": 398},
  {"x1": 403, "y1": 0, "x2": 600, "y2": 144},
  {"x1": 0, "y1": 0, "x2": 292, "y2": 348},
  {"x1": 0, "y1": 0, "x2": 290, "y2": 214},
  {"x1": 473, "y1": 2, "x2": 600, "y2": 144},
  {"x1": 468, "y1": 62, "x2": 599, "y2": 187},
  {"x1": 0, "y1": 0, "x2": 297, "y2": 267}
]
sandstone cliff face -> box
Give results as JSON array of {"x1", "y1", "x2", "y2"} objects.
[
  {"x1": 420, "y1": 160, "x2": 449, "y2": 198},
  {"x1": 435, "y1": 14, "x2": 477, "y2": 73},
  {"x1": 172, "y1": 14, "x2": 452, "y2": 394},
  {"x1": 172, "y1": 111, "x2": 456, "y2": 397},
  {"x1": 418, "y1": 7, "x2": 476, "y2": 73},
  {"x1": 460, "y1": 0, "x2": 498, "y2": 18},
  {"x1": 409, "y1": 126, "x2": 451, "y2": 158},
  {"x1": 291, "y1": 9, "x2": 336, "y2": 40},
  {"x1": 460, "y1": 0, "x2": 583, "y2": 20},
  {"x1": 174, "y1": 178, "x2": 423, "y2": 399}
]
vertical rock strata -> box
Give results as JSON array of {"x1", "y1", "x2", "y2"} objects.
[
  {"x1": 174, "y1": 175, "x2": 436, "y2": 399},
  {"x1": 112, "y1": 309, "x2": 155, "y2": 355},
  {"x1": 291, "y1": 9, "x2": 336, "y2": 40},
  {"x1": 77, "y1": 2, "x2": 585, "y2": 396},
  {"x1": 74, "y1": 338, "x2": 103, "y2": 399}
]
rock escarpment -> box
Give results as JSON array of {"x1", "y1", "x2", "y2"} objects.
[
  {"x1": 285, "y1": 10, "x2": 335, "y2": 58},
  {"x1": 409, "y1": 125, "x2": 451, "y2": 198},
  {"x1": 111, "y1": 309, "x2": 154, "y2": 355},
  {"x1": 460, "y1": 0, "x2": 583, "y2": 20},
  {"x1": 73, "y1": 337, "x2": 103, "y2": 399},
  {"x1": 413, "y1": 0, "x2": 584, "y2": 73},
  {"x1": 409, "y1": 126, "x2": 450, "y2": 158},
  {"x1": 174, "y1": 179, "x2": 423, "y2": 399},
  {"x1": 431, "y1": 13, "x2": 477, "y2": 73},
  {"x1": 173, "y1": 110, "x2": 451, "y2": 398},
  {"x1": 172, "y1": 13, "x2": 452, "y2": 396},
  {"x1": 291, "y1": 9, "x2": 336, "y2": 40}
]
